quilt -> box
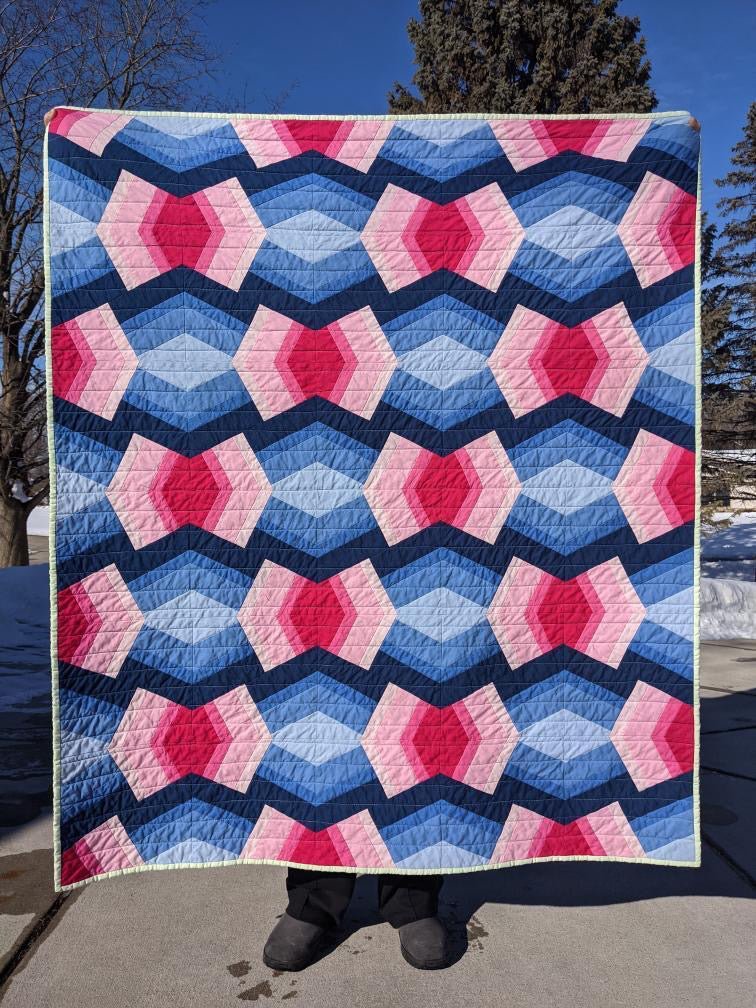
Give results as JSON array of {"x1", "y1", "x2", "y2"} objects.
[{"x1": 45, "y1": 109, "x2": 700, "y2": 889}]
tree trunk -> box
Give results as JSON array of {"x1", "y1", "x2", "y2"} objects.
[{"x1": 0, "y1": 497, "x2": 31, "y2": 567}]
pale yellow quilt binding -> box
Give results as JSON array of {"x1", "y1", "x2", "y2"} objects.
[
  {"x1": 43, "y1": 121, "x2": 64, "y2": 893},
  {"x1": 48, "y1": 107, "x2": 694, "y2": 122},
  {"x1": 691, "y1": 143, "x2": 703, "y2": 868}
]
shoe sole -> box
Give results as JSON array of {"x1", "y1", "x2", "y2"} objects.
[
  {"x1": 264, "y1": 940, "x2": 451, "y2": 972},
  {"x1": 263, "y1": 949, "x2": 318, "y2": 972},
  {"x1": 399, "y1": 943, "x2": 451, "y2": 971}
]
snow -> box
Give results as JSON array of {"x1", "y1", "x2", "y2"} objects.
[
  {"x1": 700, "y1": 577, "x2": 756, "y2": 641},
  {"x1": 0, "y1": 564, "x2": 51, "y2": 827},
  {"x1": 702, "y1": 511, "x2": 756, "y2": 558},
  {"x1": 0, "y1": 563, "x2": 50, "y2": 649},
  {"x1": 699, "y1": 511, "x2": 756, "y2": 637},
  {"x1": 701, "y1": 511, "x2": 756, "y2": 584},
  {"x1": 701, "y1": 559, "x2": 755, "y2": 581}
]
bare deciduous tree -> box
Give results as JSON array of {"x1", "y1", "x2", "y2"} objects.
[{"x1": 0, "y1": 0, "x2": 217, "y2": 566}]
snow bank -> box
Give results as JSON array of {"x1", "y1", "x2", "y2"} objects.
[
  {"x1": 700, "y1": 577, "x2": 756, "y2": 641},
  {"x1": 702, "y1": 512, "x2": 756, "y2": 558},
  {"x1": 701, "y1": 512, "x2": 756, "y2": 582},
  {"x1": 0, "y1": 565, "x2": 51, "y2": 829},
  {"x1": 0, "y1": 563, "x2": 50, "y2": 649},
  {"x1": 701, "y1": 559, "x2": 755, "y2": 582}
]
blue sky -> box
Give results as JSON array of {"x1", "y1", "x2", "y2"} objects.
[{"x1": 203, "y1": 0, "x2": 754, "y2": 221}]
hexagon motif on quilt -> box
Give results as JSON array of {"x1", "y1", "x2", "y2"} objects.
[
  {"x1": 490, "y1": 117, "x2": 650, "y2": 171},
  {"x1": 503, "y1": 671, "x2": 627, "y2": 799},
  {"x1": 377, "y1": 119, "x2": 505, "y2": 181},
  {"x1": 629, "y1": 797, "x2": 696, "y2": 861},
  {"x1": 507, "y1": 171, "x2": 635, "y2": 301},
  {"x1": 505, "y1": 419, "x2": 628, "y2": 554},
  {"x1": 363, "y1": 683, "x2": 519, "y2": 796},
  {"x1": 634, "y1": 115, "x2": 701, "y2": 171},
  {"x1": 380, "y1": 294, "x2": 504, "y2": 429},
  {"x1": 380, "y1": 800, "x2": 504, "y2": 869},
  {"x1": 493, "y1": 801, "x2": 644, "y2": 860},
  {"x1": 106, "y1": 115, "x2": 248, "y2": 171},
  {"x1": 127, "y1": 798, "x2": 254, "y2": 865},
  {"x1": 610, "y1": 681, "x2": 694, "y2": 790},
  {"x1": 57, "y1": 565, "x2": 144, "y2": 677},
  {"x1": 365, "y1": 431, "x2": 520, "y2": 545},
  {"x1": 490, "y1": 302, "x2": 649, "y2": 418},
  {"x1": 490, "y1": 557, "x2": 646, "y2": 669},
  {"x1": 106, "y1": 434, "x2": 270, "y2": 549},
  {"x1": 121, "y1": 293, "x2": 251, "y2": 430},
  {"x1": 633, "y1": 292, "x2": 696, "y2": 425},
  {"x1": 255, "y1": 422, "x2": 378, "y2": 555},
  {"x1": 615, "y1": 430, "x2": 695, "y2": 543},
  {"x1": 60, "y1": 815, "x2": 144, "y2": 887},
  {"x1": 233, "y1": 305, "x2": 394, "y2": 420},
  {"x1": 51, "y1": 305, "x2": 138, "y2": 420},
  {"x1": 53, "y1": 428, "x2": 125, "y2": 562},
  {"x1": 239, "y1": 560, "x2": 394, "y2": 672},
  {"x1": 48, "y1": 159, "x2": 115, "y2": 296},
  {"x1": 48, "y1": 108, "x2": 134, "y2": 154},
  {"x1": 243, "y1": 806, "x2": 392, "y2": 867},
  {"x1": 379, "y1": 548, "x2": 502, "y2": 681},
  {"x1": 127, "y1": 551, "x2": 254, "y2": 683},
  {"x1": 628, "y1": 549, "x2": 695, "y2": 679},
  {"x1": 247, "y1": 173, "x2": 376, "y2": 302},
  {"x1": 362, "y1": 183, "x2": 524, "y2": 292},
  {"x1": 97, "y1": 171, "x2": 264, "y2": 290},
  {"x1": 617, "y1": 172, "x2": 696, "y2": 288},
  {"x1": 254, "y1": 672, "x2": 376, "y2": 805},
  {"x1": 108, "y1": 686, "x2": 271, "y2": 799},
  {"x1": 58, "y1": 690, "x2": 132, "y2": 816},
  {"x1": 233, "y1": 117, "x2": 392, "y2": 171}
]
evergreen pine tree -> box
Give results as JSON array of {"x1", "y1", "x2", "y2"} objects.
[
  {"x1": 714, "y1": 102, "x2": 756, "y2": 389},
  {"x1": 701, "y1": 103, "x2": 756, "y2": 520},
  {"x1": 388, "y1": 0, "x2": 656, "y2": 114}
]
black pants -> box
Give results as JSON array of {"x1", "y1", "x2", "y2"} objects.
[{"x1": 285, "y1": 868, "x2": 443, "y2": 930}]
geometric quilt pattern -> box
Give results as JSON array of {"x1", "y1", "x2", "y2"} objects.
[{"x1": 45, "y1": 109, "x2": 699, "y2": 889}]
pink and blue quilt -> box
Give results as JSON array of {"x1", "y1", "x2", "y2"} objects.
[{"x1": 45, "y1": 110, "x2": 700, "y2": 888}]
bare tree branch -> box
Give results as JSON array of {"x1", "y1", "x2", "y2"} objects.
[{"x1": 0, "y1": 0, "x2": 219, "y2": 565}]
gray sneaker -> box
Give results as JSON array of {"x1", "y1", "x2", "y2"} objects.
[
  {"x1": 262, "y1": 912, "x2": 329, "y2": 971},
  {"x1": 398, "y1": 916, "x2": 450, "y2": 969}
]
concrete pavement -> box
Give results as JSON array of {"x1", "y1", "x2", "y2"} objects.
[{"x1": 1, "y1": 642, "x2": 754, "y2": 1007}]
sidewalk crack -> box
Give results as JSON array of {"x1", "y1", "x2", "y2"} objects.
[{"x1": 0, "y1": 892, "x2": 71, "y2": 990}]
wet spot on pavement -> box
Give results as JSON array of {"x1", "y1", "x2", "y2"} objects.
[
  {"x1": 238, "y1": 979, "x2": 273, "y2": 1000},
  {"x1": 467, "y1": 914, "x2": 489, "y2": 950}
]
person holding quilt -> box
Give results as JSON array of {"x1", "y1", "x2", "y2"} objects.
[
  {"x1": 45, "y1": 105, "x2": 699, "y2": 983},
  {"x1": 263, "y1": 869, "x2": 448, "y2": 971}
]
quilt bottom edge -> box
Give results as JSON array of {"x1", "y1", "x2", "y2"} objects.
[{"x1": 54, "y1": 849, "x2": 703, "y2": 894}]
